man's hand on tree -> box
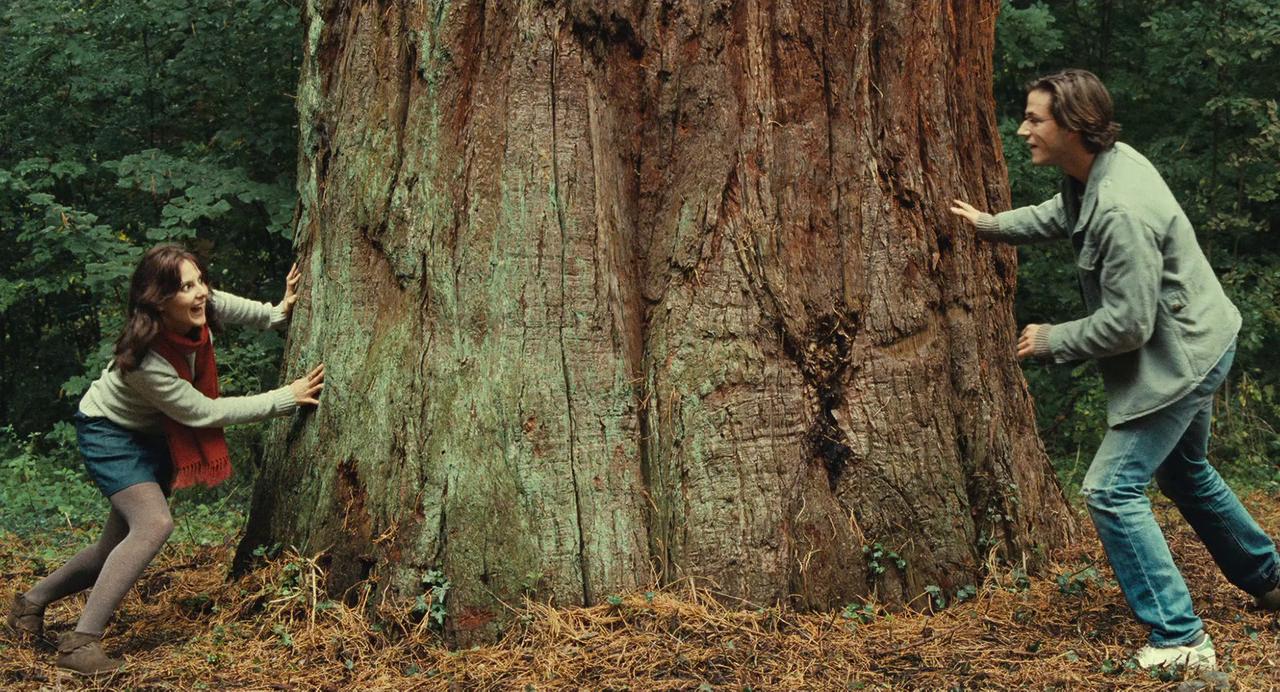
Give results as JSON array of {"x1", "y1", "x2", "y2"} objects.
[
  {"x1": 1017, "y1": 324, "x2": 1050, "y2": 361},
  {"x1": 949, "y1": 199, "x2": 984, "y2": 226}
]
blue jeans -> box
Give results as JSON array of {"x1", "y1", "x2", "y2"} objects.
[{"x1": 1082, "y1": 341, "x2": 1280, "y2": 646}]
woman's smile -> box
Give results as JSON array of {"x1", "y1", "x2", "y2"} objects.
[{"x1": 161, "y1": 260, "x2": 210, "y2": 333}]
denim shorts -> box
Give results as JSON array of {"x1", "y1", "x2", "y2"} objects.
[{"x1": 74, "y1": 412, "x2": 174, "y2": 497}]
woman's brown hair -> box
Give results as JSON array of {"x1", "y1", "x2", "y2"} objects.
[
  {"x1": 112, "y1": 244, "x2": 221, "y2": 373},
  {"x1": 1026, "y1": 69, "x2": 1122, "y2": 153}
]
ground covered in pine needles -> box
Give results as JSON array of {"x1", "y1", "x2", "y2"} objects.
[{"x1": 2, "y1": 493, "x2": 1278, "y2": 691}]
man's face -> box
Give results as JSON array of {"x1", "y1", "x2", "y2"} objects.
[{"x1": 1017, "y1": 90, "x2": 1077, "y2": 168}]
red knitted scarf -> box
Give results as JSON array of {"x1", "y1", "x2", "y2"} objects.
[{"x1": 149, "y1": 325, "x2": 231, "y2": 490}]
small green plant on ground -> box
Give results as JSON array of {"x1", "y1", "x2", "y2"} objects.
[
  {"x1": 924, "y1": 584, "x2": 947, "y2": 609},
  {"x1": 414, "y1": 569, "x2": 451, "y2": 627},
  {"x1": 1056, "y1": 565, "x2": 1103, "y2": 596},
  {"x1": 840, "y1": 601, "x2": 879, "y2": 628},
  {"x1": 0, "y1": 426, "x2": 104, "y2": 536},
  {"x1": 862, "y1": 542, "x2": 906, "y2": 578}
]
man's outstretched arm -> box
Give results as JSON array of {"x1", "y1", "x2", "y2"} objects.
[{"x1": 949, "y1": 195, "x2": 1070, "y2": 244}]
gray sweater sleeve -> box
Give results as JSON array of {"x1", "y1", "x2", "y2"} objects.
[
  {"x1": 980, "y1": 194, "x2": 1071, "y2": 244},
  {"x1": 123, "y1": 353, "x2": 296, "y2": 429},
  {"x1": 212, "y1": 290, "x2": 287, "y2": 331}
]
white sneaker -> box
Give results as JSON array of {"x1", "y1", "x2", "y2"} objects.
[{"x1": 1134, "y1": 632, "x2": 1217, "y2": 672}]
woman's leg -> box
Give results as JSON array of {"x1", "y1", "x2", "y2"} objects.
[
  {"x1": 23, "y1": 507, "x2": 129, "y2": 608},
  {"x1": 73, "y1": 482, "x2": 173, "y2": 635}
]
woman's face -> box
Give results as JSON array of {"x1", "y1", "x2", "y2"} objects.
[{"x1": 160, "y1": 259, "x2": 209, "y2": 334}]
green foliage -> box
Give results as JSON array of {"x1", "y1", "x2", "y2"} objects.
[
  {"x1": 995, "y1": 0, "x2": 1280, "y2": 489},
  {"x1": 108, "y1": 150, "x2": 294, "y2": 240},
  {"x1": 862, "y1": 542, "x2": 907, "y2": 579},
  {"x1": 995, "y1": 1, "x2": 1064, "y2": 82},
  {"x1": 1098, "y1": 657, "x2": 1125, "y2": 675},
  {"x1": 0, "y1": 426, "x2": 103, "y2": 534},
  {"x1": 0, "y1": 0, "x2": 302, "y2": 533},
  {"x1": 1056, "y1": 565, "x2": 1103, "y2": 596},
  {"x1": 840, "y1": 600, "x2": 879, "y2": 626},
  {"x1": 415, "y1": 569, "x2": 451, "y2": 627},
  {"x1": 253, "y1": 542, "x2": 285, "y2": 560},
  {"x1": 920, "y1": 583, "x2": 979, "y2": 612},
  {"x1": 272, "y1": 622, "x2": 295, "y2": 648},
  {"x1": 172, "y1": 491, "x2": 250, "y2": 547},
  {"x1": 924, "y1": 584, "x2": 947, "y2": 610},
  {"x1": 1008, "y1": 567, "x2": 1032, "y2": 593}
]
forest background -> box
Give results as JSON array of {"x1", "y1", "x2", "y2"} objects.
[{"x1": 1, "y1": 0, "x2": 1278, "y2": 570}]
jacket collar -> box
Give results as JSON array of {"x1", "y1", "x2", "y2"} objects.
[{"x1": 1064, "y1": 143, "x2": 1120, "y2": 237}]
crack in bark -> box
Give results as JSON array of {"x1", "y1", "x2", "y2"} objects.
[
  {"x1": 818, "y1": 8, "x2": 848, "y2": 307},
  {"x1": 433, "y1": 474, "x2": 449, "y2": 569},
  {"x1": 368, "y1": 6, "x2": 419, "y2": 286},
  {"x1": 778, "y1": 312, "x2": 861, "y2": 490},
  {"x1": 549, "y1": 25, "x2": 592, "y2": 607}
]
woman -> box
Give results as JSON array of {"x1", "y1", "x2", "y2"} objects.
[{"x1": 5, "y1": 244, "x2": 325, "y2": 675}]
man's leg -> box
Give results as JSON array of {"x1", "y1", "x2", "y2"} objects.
[
  {"x1": 1082, "y1": 408, "x2": 1202, "y2": 646},
  {"x1": 1155, "y1": 396, "x2": 1280, "y2": 598}
]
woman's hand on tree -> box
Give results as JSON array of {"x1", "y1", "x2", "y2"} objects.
[
  {"x1": 949, "y1": 199, "x2": 983, "y2": 227},
  {"x1": 290, "y1": 363, "x2": 325, "y2": 406},
  {"x1": 281, "y1": 263, "x2": 302, "y2": 318}
]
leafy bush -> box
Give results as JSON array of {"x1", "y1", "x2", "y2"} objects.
[
  {"x1": 0, "y1": 0, "x2": 299, "y2": 554},
  {"x1": 0, "y1": 426, "x2": 104, "y2": 535}
]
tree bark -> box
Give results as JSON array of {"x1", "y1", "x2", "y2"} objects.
[{"x1": 238, "y1": 0, "x2": 1075, "y2": 642}]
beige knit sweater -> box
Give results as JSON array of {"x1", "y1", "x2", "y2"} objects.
[{"x1": 78, "y1": 290, "x2": 296, "y2": 434}]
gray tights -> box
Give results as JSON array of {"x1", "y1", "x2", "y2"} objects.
[{"x1": 24, "y1": 482, "x2": 173, "y2": 635}]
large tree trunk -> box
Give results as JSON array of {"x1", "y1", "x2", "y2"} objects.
[{"x1": 239, "y1": 0, "x2": 1075, "y2": 641}]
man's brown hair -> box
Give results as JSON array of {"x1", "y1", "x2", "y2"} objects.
[{"x1": 1026, "y1": 69, "x2": 1121, "y2": 153}]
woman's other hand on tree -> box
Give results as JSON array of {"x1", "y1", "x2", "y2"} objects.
[
  {"x1": 281, "y1": 263, "x2": 302, "y2": 318},
  {"x1": 290, "y1": 363, "x2": 325, "y2": 406}
]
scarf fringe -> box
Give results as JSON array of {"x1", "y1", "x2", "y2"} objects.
[{"x1": 172, "y1": 452, "x2": 232, "y2": 490}]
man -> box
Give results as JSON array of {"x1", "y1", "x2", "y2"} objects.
[{"x1": 950, "y1": 68, "x2": 1280, "y2": 671}]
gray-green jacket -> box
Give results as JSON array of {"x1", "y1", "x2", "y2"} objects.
[{"x1": 980, "y1": 142, "x2": 1240, "y2": 427}]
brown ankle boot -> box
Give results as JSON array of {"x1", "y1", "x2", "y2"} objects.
[
  {"x1": 56, "y1": 631, "x2": 124, "y2": 676},
  {"x1": 5, "y1": 593, "x2": 44, "y2": 638}
]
